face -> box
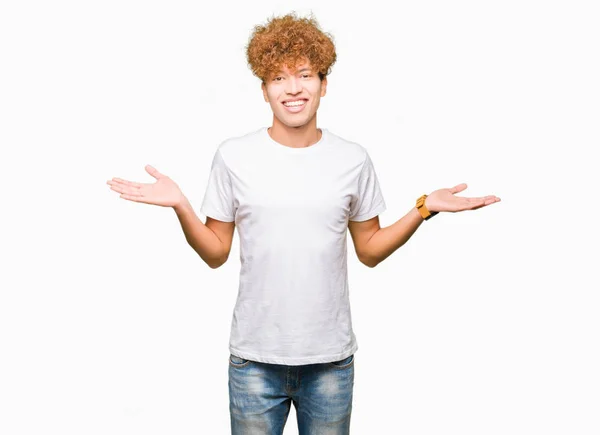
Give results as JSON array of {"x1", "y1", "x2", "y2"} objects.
[{"x1": 261, "y1": 60, "x2": 327, "y2": 129}]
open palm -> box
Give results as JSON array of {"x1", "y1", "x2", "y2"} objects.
[
  {"x1": 426, "y1": 183, "x2": 501, "y2": 213},
  {"x1": 106, "y1": 165, "x2": 185, "y2": 208}
]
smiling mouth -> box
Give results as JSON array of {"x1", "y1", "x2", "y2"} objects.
[{"x1": 282, "y1": 99, "x2": 307, "y2": 107}]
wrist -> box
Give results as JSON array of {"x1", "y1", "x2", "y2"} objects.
[
  {"x1": 424, "y1": 195, "x2": 433, "y2": 212},
  {"x1": 174, "y1": 196, "x2": 191, "y2": 213},
  {"x1": 416, "y1": 194, "x2": 438, "y2": 221}
]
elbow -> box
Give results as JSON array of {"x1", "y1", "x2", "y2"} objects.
[
  {"x1": 196, "y1": 243, "x2": 230, "y2": 269},
  {"x1": 205, "y1": 253, "x2": 229, "y2": 269},
  {"x1": 363, "y1": 259, "x2": 378, "y2": 268},
  {"x1": 359, "y1": 253, "x2": 379, "y2": 268},
  {"x1": 207, "y1": 258, "x2": 227, "y2": 269}
]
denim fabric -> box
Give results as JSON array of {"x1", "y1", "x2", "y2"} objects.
[{"x1": 228, "y1": 353, "x2": 355, "y2": 434}]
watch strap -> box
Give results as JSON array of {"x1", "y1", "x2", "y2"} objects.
[{"x1": 416, "y1": 194, "x2": 439, "y2": 220}]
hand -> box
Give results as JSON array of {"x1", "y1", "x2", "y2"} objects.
[
  {"x1": 106, "y1": 165, "x2": 186, "y2": 208},
  {"x1": 425, "y1": 183, "x2": 501, "y2": 213}
]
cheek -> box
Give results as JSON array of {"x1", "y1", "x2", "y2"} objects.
[
  {"x1": 267, "y1": 91, "x2": 281, "y2": 106},
  {"x1": 312, "y1": 85, "x2": 324, "y2": 98}
]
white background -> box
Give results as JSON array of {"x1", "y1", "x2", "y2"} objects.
[{"x1": 1, "y1": 0, "x2": 598, "y2": 434}]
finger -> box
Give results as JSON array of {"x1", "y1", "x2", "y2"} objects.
[
  {"x1": 471, "y1": 201, "x2": 490, "y2": 210},
  {"x1": 449, "y1": 183, "x2": 468, "y2": 194},
  {"x1": 145, "y1": 165, "x2": 163, "y2": 180},
  {"x1": 119, "y1": 193, "x2": 151, "y2": 203},
  {"x1": 109, "y1": 184, "x2": 142, "y2": 197},
  {"x1": 108, "y1": 179, "x2": 141, "y2": 194},
  {"x1": 485, "y1": 197, "x2": 501, "y2": 205},
  {"x1": 456, "y1": 197, "x2": 485, "y2": 211},
  {"x1": 477, "y1": 195, "x2": 501, "y2": 205},
  {"x1": 468, "y1": 196, "x2": 501, "y2": 210},
  {"x1": 107, "y1": 178, "x2": 142, "y2": 188}
]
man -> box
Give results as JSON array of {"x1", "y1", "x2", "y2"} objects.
[{"x1": 107, "y1": 12, "x2": 500, "y2": 435}]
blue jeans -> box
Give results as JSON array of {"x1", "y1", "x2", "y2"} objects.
[{"x1": 228, "y1": 353, "x2": 355, "y2": 434}]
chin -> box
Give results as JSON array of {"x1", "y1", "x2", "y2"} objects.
[
  {"x1": 276, "y1": 114, "x2": 315, "y2": 129},
  {"x1": 285, "y1": 120, "x2": 310, "y2": 128}
]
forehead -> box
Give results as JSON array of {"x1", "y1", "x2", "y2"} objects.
[{"x1": 277, "y1": 60, "x2": 313, "y2": 74}]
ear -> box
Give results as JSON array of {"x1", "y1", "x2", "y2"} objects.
[
  {"x1": 261, "y1": 82, "x2": 269, "y2": 103},
  {"x1": 320, "y1": 76, "x2": 328, "y2": 97}
]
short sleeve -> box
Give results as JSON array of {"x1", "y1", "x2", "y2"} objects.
[
  {"x1": 349, "y1": 152, "x2": 386, "y2": 222},
  {"x1": 200, "y1": 148, "x2": 235, "y2": 222}
]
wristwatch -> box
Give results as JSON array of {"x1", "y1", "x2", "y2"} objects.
[{"x1": 416, "y1": 194, "x2": 439, "y2": 221}]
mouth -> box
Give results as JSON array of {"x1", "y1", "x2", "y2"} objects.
[{"x1": 282, "y1": 99, "x2": 308, "y2": 113}]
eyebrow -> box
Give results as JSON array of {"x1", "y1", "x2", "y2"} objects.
[{"x1": 276, "y1": 67, "x2": 313, "y2": 74}]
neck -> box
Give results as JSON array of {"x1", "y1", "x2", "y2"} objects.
[{"x1": 268, "y1": 116, "x2": 321, "y2": 149}]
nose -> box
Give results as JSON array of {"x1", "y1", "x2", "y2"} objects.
[{"x1": 285, "y1": 77, "x2": 302, "y2": 95}]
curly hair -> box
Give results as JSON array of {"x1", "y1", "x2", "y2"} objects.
[{"x1": 245, "y1": 12, "x2": 337, "y2": 83}]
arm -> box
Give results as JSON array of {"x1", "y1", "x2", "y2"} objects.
[
  {"x1": 107, "y1": 164, "x2": 235, "y2": 269},
  {"x1": 348, "y1": 183, "x2": 501, "y2": 268},
  {"x1": 348, "y1": 208, "x2": 423, "y2": 268},
  {"x1": 174, "y1": 197, "x2": 235, "y2": 269}
]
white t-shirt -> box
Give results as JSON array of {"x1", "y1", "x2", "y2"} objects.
[{"x1": 200, "y1": 127, "x2": 386, "y2": 365}]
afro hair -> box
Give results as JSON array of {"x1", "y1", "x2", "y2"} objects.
[{"x1": 245, "y1": 12, "x2": 337, "y2": 83}]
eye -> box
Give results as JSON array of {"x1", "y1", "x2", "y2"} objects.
[
  {"x1": 301, "y1": 74, "x2": 311, "y2": 78},
  {"x1": 273, "y1": 76, "x2": 283, "y2": 81}
]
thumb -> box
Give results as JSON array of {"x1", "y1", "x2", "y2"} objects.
[
  {"x1": 449, "y1": 183, "x2": 468, "y2": 194},
  {"x1": 145, "y1": 164, "x2": 163, "y2": 180}
]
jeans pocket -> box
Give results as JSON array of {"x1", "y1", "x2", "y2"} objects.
[
  {"x1": 229, "y1": 353, "x2": 252, "y2": 368},
  {"x1": 328, "y1": 354, "x2": 354, "y2": 369}
]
